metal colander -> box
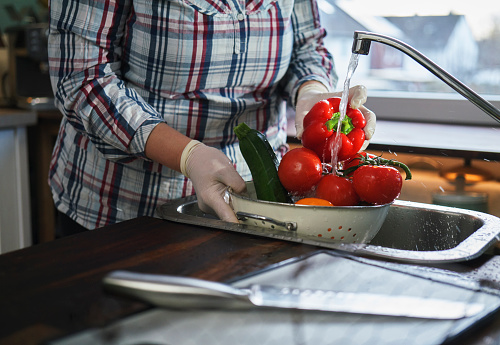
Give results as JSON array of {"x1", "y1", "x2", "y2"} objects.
[{"x1": 225, "y1": 182, "x2": 391, "y2": 244}]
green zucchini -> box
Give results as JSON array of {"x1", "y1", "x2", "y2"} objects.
[{"x1": 234, "y1": 122, "x2": 290, "y2": 203}]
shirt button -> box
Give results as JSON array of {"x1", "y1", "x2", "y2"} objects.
[{"x1": 237, "y1": 12, "x2": 245, "y2": 21}]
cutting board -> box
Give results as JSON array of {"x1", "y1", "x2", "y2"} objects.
[{"x1": 51, "y1": 251, "x2": 500, "y2": 345}]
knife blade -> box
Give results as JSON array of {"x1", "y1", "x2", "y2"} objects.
[{"x1": 102, "y1": 270, "x2": 484, "y2": 319}]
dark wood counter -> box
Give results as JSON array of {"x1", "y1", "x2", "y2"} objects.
[
  {"x1": 2, "y1": 216, "x2": 500, "y2": 345},
  {"x1": 0, "y1": 216, "x2": 317, "y2": 345}
]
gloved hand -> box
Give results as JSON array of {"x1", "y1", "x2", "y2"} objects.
[
  {"x1": 295, "y1": 83, "x2": 376, "y2": 151},
  {"x1": 180, "y1": 140, "x2": 246, "y2": 223}
]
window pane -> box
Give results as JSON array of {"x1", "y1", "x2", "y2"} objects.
[{"x1": 319, "y1": 0, "x2": 500, "y2": 95}]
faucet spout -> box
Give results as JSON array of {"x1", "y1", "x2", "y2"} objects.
[{"x1": 352, "y1": 31, "x2": 500, "y2": 124}]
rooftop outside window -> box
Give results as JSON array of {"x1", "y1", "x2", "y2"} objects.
[{"x1": 319, "y1": 0, "x2": 500, "y2": 126}]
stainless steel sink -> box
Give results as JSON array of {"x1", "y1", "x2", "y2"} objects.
[{"x1": 156, "y1": 197, "x2": 500, "y2": 264}]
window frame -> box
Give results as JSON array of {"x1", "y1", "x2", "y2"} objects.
[{"x1": 364, "y1": 90, "x2": 500, "y2": 127}]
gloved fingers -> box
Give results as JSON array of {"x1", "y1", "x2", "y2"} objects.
[
  {"x1": 197, "y1": 183, "x2": 240, "y2": 223},
  {"x1": 323, "y1": 85, "x2": 368, "y2": 107},
  {"x1": 295, "y1": 116, "x2": 305, "y2": 139},
  {"x1": 209, "y1": 163, "x2": 246, "y2": 222},
  {"x1": 295, "y1": 96, "x2": 323, "y2": 139},
  {"x1": 295, "y1": 102, "x2": 313, "y2": 140},
  {"x1": 216, "y1": 164, "x2": 247, "y2": 195},
  {"x1": 295, "y1": 84, "x2": 369, "y2": 139},
  {"x1": 294, "y1": 82, "x2": 330, "y2": 140},
  {"x1": 184, "y1": 143, "x2": 245, "y2": 223},
  {"x1": 210, "y1": 202, "x2": 239, "y2": 223},
  {"x1": 295, "y1": 92, "x2": 337, "y2": 139},
  {"x1": 360, "y1": 140, "x2": 369, "y2": 152},
  {"x1": 347, "y1": 85, "x2": 368, "y2": 109},
  {"x1": 359, "y1": 105, "x2": 376, "y2": 140}
]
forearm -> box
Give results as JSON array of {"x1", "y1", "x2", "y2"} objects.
[
  {"x1": 144, "y1": 123, "x2": 192, "y2": 173},
  {"x1": 281, "y1": 0, "x2": 337, "y2": 105},
  {"x1": 144, "y1": 123, "x2": 246, "y2": 223}
]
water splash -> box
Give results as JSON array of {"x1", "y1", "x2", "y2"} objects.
[{"x1": 330, "y1": 53, "x2": 359, "y2": 171}]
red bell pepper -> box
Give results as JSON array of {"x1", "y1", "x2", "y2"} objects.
[{"x1": 301, "y1": 97, "x2": 366, "y2": 163}]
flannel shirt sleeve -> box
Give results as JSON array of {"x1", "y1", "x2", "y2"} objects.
[
  {"x1": 281, "y1": 0, "x2": 338, "y2": 106},
  {"x1": 48, "y1": 0, "x2": 163, "y2": 161}
]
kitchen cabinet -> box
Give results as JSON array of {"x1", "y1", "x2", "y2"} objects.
[
  {"x1": 28, "y1": 109, "x2": 62, "y2": 243},
  {"x1": 0, "y1": 108, "x2": 36, "y2": 253}
]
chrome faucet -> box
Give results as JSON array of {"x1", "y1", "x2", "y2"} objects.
[{"x1": 352, "y1": 31, "x2": 500, "y2": 124}]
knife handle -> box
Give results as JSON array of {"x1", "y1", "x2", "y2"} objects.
[{"x1": 103, "y1": 270, "x2": 253, "y2": 309}]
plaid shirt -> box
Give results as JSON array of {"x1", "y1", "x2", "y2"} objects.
[{"x1": 48, "y1": 0, "x2": 337, "y2": 229}]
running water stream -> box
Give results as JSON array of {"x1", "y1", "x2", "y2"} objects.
[{"x1": 329, "y1": 53, "x2": 359, "y2": 172}]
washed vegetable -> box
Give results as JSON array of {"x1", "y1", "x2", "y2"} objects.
[
  {"x1": 234, "y1": 123, "x2": 289, "y2": 203},
  {"x1": 343, "y1": 152, "x2": 411, "y2": 204},
  {"x1": 341, "y1": 152, "x2": 412, "y2": 180},
  {"x1": 278, "y1": 147, "x2": 323, "y2": 195},
  {"x1": 315, "y1": 174, "x2": 360, "y2": 206},
  {"x1": 295, "y1": 198, "x2": 334, "y2": 206},
  {"x1": 352, "y1": 165, "x2": 403, "y2": 205},
  {"x1": 342, "y1": 152, "x2": 376, "y2": 173},
  {"x1": 301, "y1": 97, "x2": 366, "y2": 163}
]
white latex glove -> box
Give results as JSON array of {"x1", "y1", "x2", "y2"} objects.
[
  {"x1": 295, "y1": 83, "x2": 376, "y2": 151},
  {"x1": 180, "y1": 140, "x2": 246, "y2": 223}
]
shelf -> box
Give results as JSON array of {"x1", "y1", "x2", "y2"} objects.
[{"x1": 0, "y1": 108, "x2": 37, "y2": 128}]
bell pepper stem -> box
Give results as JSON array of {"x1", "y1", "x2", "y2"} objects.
[{"x1": 325, "y1": 112, "x2": 355, "y2": 135}]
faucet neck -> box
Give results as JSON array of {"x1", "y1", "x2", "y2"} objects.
[{"x1": 351, "y1": 31, "x2": 500, "y2": 124}]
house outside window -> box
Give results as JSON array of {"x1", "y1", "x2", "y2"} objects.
[{"x1": 318, "y1": 0, "x2": 500, "y2": 126}]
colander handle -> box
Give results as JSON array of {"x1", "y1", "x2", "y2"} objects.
[{"x1": 236, "y1": 211, "x2": 297, "y2": 231}]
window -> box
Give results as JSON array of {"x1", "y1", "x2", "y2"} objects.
[{"x1": 318, "y1": 0, "x2": 500, "y2": 126}]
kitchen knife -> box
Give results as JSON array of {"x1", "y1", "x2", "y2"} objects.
[{"x1": 103, "y1": 270, "x2": 484, "y2": 319}]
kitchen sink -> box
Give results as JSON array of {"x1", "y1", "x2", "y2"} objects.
[{"x1": 157, "y1": 197, "x2": 500, "y2": 264}]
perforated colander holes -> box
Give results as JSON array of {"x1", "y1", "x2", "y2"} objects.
[
  {"x1": 251, "y1": 220, "x2": 277, "y2": 229},
  {"x1": 318, "y1": 226, "x2": 356, "y2": 241}
]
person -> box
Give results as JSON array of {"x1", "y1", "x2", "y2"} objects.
[{"x1": 47, "y1": 0, "x2": 375, "y2": 235}]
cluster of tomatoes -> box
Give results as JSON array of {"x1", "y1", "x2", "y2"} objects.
[{"x1": 277, "y1": 148, "x2": 411, "y2": 206}]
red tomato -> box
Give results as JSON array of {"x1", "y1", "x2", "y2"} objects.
[
  {"x1": 342, "y1": 152, "x2": 371, "y2": 177},
  {"x1": 278, "y1": 148, "x2": 322, "y2": 195},
  {"x1": 352, "y1": 165, "x2": 403, "y2": 204},
  {"x1": 315, "y1": 174, "x2": 360, "y2": 206},
  {"x1": 343, "y1": 152, "x2": 375, "y2": 171}
]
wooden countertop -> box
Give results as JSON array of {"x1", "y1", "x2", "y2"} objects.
[
  {"x1": 0, "y1": 108, "x2": 37, "y2": 129},
  {"x1": 0, "y1": 217, "x2": 317, "y2": 345},
  {"x1": 2, "y1": 216, "x2": 500, "y2": 345}
]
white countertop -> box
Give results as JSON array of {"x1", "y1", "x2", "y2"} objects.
[{"x1": 0, "y1": 108, "x2": 37, "y2": 129}]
